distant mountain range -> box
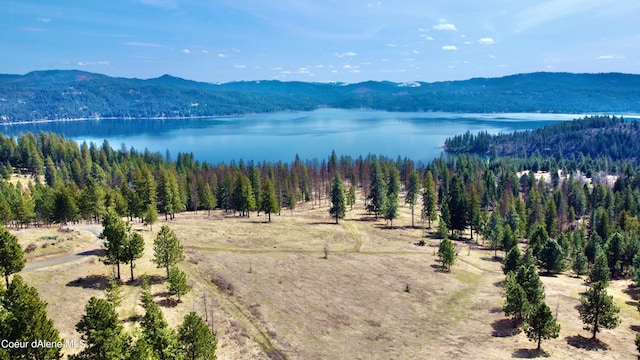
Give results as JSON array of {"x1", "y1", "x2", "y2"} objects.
[{"x1": 1, "y1": 70, "x2": 639, "y2": 123}]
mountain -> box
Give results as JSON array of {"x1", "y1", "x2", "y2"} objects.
[{"x1": 1, "y1": 70, "x2": 639, "y2": 123}]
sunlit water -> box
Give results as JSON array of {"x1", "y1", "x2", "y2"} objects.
[{"x1": 0, "y1": 109, "x2": 584, "y2": 164}]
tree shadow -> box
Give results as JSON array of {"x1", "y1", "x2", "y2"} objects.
[
  {"x1": 494, "y1": 280, "x2": 505, "y2": 288},
  {"x1": 121, "y1": 314, "x2": 142, "y2": 324},
  {"x1": 481, "y1": 256, "x2": 503, "y2": 263},
  {"x1": 623, "y1": 284, "x2": 640, "y2": 300},
  {"x1": 566, "y1": 334, "x2": 610, "y2": 351},
  {"x1": 77, "y1": 249, "x2": 105, "y2": 257},
  {"x1": 66, "y1": 274, "x2": 110, "y2": 290},
  {"x1": 159, "y1": 297, "x2": 180, "y2": 308},
  {"x1": 130, "y1": 274, "x2": 166, "y2": 286},
  {"x1": 154, "y1": 291, "x2": 171, "y2": 298},
  {"x1": 512, "y1": 348, "x2": 550, "y2": 358},
  {"x1": 491, "y1": 318, "x2": 521, "y2": 337},
  {"x1": 630, "y1": 325, "x2": 640, "y2": 332},
  {"x1": 430, "y1": 264, "x2": 448, "y2": 273}
]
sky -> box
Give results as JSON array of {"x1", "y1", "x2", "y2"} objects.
[{"x1": 2, "y1": 0, "x2": 639, "y2": 83}]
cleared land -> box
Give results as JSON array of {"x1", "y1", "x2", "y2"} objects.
[{"x1": 14, "y1": 198, "x2": 640, "y2": 359}]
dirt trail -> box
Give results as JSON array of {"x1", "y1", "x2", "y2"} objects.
[{"x1": 23, "y1": 225, "x2": 103, "y2": 271}]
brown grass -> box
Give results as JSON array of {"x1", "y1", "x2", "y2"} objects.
[{"x1": 14, "y1": 200, "x2": 640, "y2": 359}]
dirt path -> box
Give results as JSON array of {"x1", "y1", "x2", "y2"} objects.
[{"x1": 23, "y1": 225, "x2": 103, "y2": 271}]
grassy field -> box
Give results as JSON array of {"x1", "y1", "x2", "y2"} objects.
[{"x1": 14, "y1": 198, "x2": 640, "y2": 359}]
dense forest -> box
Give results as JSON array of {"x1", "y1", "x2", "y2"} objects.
[
  {"x1": 1, "y1": 71, "x2": 640, "y2": 122},
  {"x1": 3, "y1": 115, "x2": 640, "y2": 356},
  {"x1": 445, "y1": 115, "x2": 640, "y2": 165}
]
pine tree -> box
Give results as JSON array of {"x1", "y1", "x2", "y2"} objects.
[
  {"x1": 523, "y1": 301, "x2": 560, "y2": 351},
  {"x1": 438, "y1": 237, "x2": 456, "y2": 271},
  {"x1": 589, "y1": 251, "x2": 610, "y2": 287},
  {"x1": 329, "y1": 173, "x2": 346, "y2": 224},
  {"x1": 140, "y1": 290, "x2": 184, "y2": 359},
  {"x1": 467, "y1": 186, "x2": 481, "y2": 240},
  {"x1": 198, "y1": 182, "x2": 217, "y2": 216},
  {"x1": 260, "y1": 177, "x2": 279, "y2": 222},
  {"x1": 578, "y1": 281, "x2": 620, "y2": 340},
  {"x1": 144, "y1": 203, "x2": 158, "y2": 231},
  {"x1": 178, "y1": 312, "x2": 217, "y2": 360},
  {"x1": 123, "y1": 231, "x2": 145, "y2": 282},
  {"x1": 486, "y1": 211, "x2": 503, "y2": 257},
  {"x1": 422, "y1": 171, "x2": 437, "y2": 228},
  {"x1": 100, "y1": 207, "x2": 127, "y2": 280},
  {"x1": 71, "y1": 297, "x2": 130, "y2": 360},
  {"x1": 153, "y1": 225, "x2": 185, "y2": 279},
  {"x1": 405, "y1": 170, "x2": 420, "y2": 228},
  {"x1": 347, "y1": 185, "x2": 356, "y2": 210},
  {"x1": 503, "y1": 245, "x2": 522, "y2": 275},
  {"x1": 516, "y1": 264, "x2": 545, "y2": 306},
  {"x1": 367, "y1": 159, "x2": 387, "y2": 218},
  {"x1": 572, "y1": 248, "x2": 588, "y2": 277},
  {"x1": 538, "y1": 239, "x2": 564, "y2": 274},
  {"x1": 0, "y1": 225, "x2": 25, "y2": 288},
  {"x1": 168, "y1": 267, "x2": 190, "y2": 301},
  {"x1": 2, "y1": 275, "x2": 62, "y2": 360},
  {"x1": 447, "y1": 175, "x2": 467, "y2": 235},
  {"x1": 105, "y1": 278, "x2": 123, "y2": 308},
  {"x1": 383, "y1": 195, "x2": 399, "y2": 228},
  {"x1": 503, "y1": 271, "x2": 529, "y2": 327}
]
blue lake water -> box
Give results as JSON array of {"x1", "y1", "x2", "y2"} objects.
[{"x1": 0, "y1": 109, "x2": 584, "y2": 164}]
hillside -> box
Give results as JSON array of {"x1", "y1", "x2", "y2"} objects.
[
  {"x1": 444, "y1": 115, "x2": 640, "y2": 163},
  {"x1": 1, "y1": 71, "x2": 639, "y2": 122}
]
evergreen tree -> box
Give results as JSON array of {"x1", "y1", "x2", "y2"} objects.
[
  {"x1": 153, "y1": 225, "x2": 185, "y2": 279},
  {"x1": 140, "y1": 290, "x2": 184, "y2": 359},
  {"x1": 105, "y1": 278, "x2": 123, "y2": 309},
  {"x1": 100, "y1": 208, "x2": 127, "y2": 280},
  {"x1": 502, "y1": 224, "x2": 518, "y2": 254},
  {"x1": 447, "y1": 175, "x2": 467, "y2": 235},
  {"x1": 144, "y1": 203, "x2": 158, "y2": 231},
  {"x1": 528, "y1": 223, "x2": 549, "y2": 257},
  {"x1": 168, "y1": 267, "x2": 190, "y2": 301},
  {"x1": 367, "y1": 159, "x2": 387, "y2": 218},
  {"x1": 438, "y1": 237, "x2": 456, "y2": 271},
  {"x1": 589, "y1": 251, "x2": 610, "y2": 287},
  {"x1": 0, "y1": 226, "x2": 25, "y2": 288},
  {"x1": 71, "y1": 297, "x2": 130, "y2": 360},
  {"x1": 503, "y1": 271, "x2": 529, "y2": 326},
  {"x1": 406, "y1": 169, "x2": 420, "y2": 228},
  {"x1": 538, "y1": 239, "x2": 564, "y2": 274},
  {"x1": 260, "y1": 177, "x2": 279, "y2": 222},
  {"x1": 422, "y1": 171, "x2": 437, "y2": 228},
  {"x1": 467, "y1": 186, "x2": 481, "y2": 240},
  {"x1": 347, "y1": 185, "x2": 356, "y2": 210},
  {"x1": 383, "y1": 195, "x2": 399, "y2": 228},
  {"x1": 572, "y1": 248, "x2": 588, "y2": 277},
  {"x1": 2, "y1": 275, "x2": 62, "y2": 360},
  {"x1": 523, "y1": 301, "x2": 560, "y2": 351},
  {"x1": 516, "y1": 264, "x2": 545, "y2": 306},
  {"x1": 198, "y1": 182, "x2": 217, "y2": 216},
  {"x1": 329, "y1": 173, "x2": 346, "y2": 224},
  {"x1": 578, "y1": 281, "x2": 620, "y2": 340},
  {"x1": 178, "y1": 312, "x2": 217, "y2": 360},
  {"x1": 503, "y1": 245, "x2": 522, "y2": 275},
  {"x1": 123, "y1": 231, "x2": 145, "y2": 282},
  {"x1": 486, "y1": 211, "x2": 503, "y2": 257}
]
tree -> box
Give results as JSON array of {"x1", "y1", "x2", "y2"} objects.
[
  {"x1": 523, "y1": 301, "x2": 560, "y2": 351},
  {"x1": 260, "y1": 177, "x2": 279, "y2": 222},
  {"x1": 105, "y1": 278, "x2": 123, "y2": 308},
  {"x1": 516, "y1": 264, "x2": 545, "y2": 306},
  {"x1": 168, "y1": 267, "x2": 190, "y2": 301},
  {"x1": 589, "y1": 251, "x2": 610, "y2": 287},
  {"x1": 572, "y1": 248, "x2": 588, "y2": 277},
  {"x1": 578, "y1": 282, "x2": 620, "y2": 340},
  {"x1": 503, "y1": 245, "x2": 522, "y2": 275},
  {"x1": 2, "y1": 275, "x2": 62, "y2": 360},
  {"x1": 123, "y1": 231, "x2": 145, "y2": 282},
  {"x1": 347, "y1": 185, "x2": 356, "y2": 210},
  {"x1": 367, "y1": 159, "x2": 387, "y2": 218},
  {"x1": 140, "y1": 290, "x2": 183, "y2": 359},
  {"x1": 538, "y1": 239, "x2": 564, "y2": 274},
  {"x1": 198, "y1": 182, "x2": 217, "y2": 216},
  {"x1": 503, "y1": 271, "x2": 529, "y2": 327},
  {"x1": 0, "y1": 226, "x2": 25, "y2": 288},
  {"x1": 329, "y1": 173, "x2": 346, "y2": 224},
  {"x1": 153, "y1": 225, "x2": 185, "y2": 279},
  {"x1": 406, "y1": 169, "x2": 420, "y2": 228},
  {"x1": 178, "y1": 312, "x2": 217, "y2": 360},
  {"x1": 486, "y1": 211, "x2": 503, "y2": 257},
  {"x1": 71, "y1": 297, "x2": 130, "y2": 360},
  {"x1": 447, "y1": 175, "x2": 467, "y2": 235},
  {"x1": 144, "y1": 203, "x2": 158, "y2": 231},
  {"x1": 383, "y1": 194, "x2": 399, "y2": 228},
  {"x1": 438, "y1": 237, "x2": 456, "y2": 271},
  {"x1": 101, "y1": 208, "x2": 127, "y2": 280},
  {"x1": 422, "y1": 171, "x2": 437, "y2": 228},
  {"x1": 467, "y1": 186, "x2": 481, "y2": 240}
]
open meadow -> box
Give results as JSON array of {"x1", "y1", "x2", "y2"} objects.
[{"x1": 15, "y1": 197, "x2": 640, "y2": 359}]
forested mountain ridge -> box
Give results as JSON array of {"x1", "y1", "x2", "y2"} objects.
[
  {"x1": 445, "y1": 115, "x2": 640, "y2": 164},
  {"x1": 1, "y1": 70, "x2": 639, "y2": 122}
]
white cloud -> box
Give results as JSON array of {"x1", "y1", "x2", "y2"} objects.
[
  {"x1": 201, "y1": 50, "x2": 208, "y2": 54},
  {"x1": 597, "y1": 54, "x2": 626, "y2": 60},
  {"x1": 419, "y1": 34, "x2": 435, "y2": 40},
  {"x1": 271, "y1": 67, "x2": 282, "y2": 71},
  {"x1": 386, "y1": 43, "x2": 398, "y2": 47},
  {"x1": 479, "y1": 37, "x2": 494, "y2": 45},
  {"x1": 489, "y1": 54, "x2": 496, "y2": 59},
  {"x1": 217, "y1": 53, "x2": 227, "y2": 58},
  {"x1": 349, "y1": 69, "x2": 361, "y2": 73},
  {"x1": 343, "y1": 64, "x2": 360, "y2": 69},
  {"x1": 234, "y1": 64, "x2": 246, "y2": 68},
  {"x1": 442, "y1": 45, "x2": 458, "y2": 51},
  {"x1": 77, "y1": 61, "x2": 110, "y2": 67},
  {"x1": 463, "y1": 41, "x2": 472, "y2": 45},
  {"x1": 37, "y1": 17, "x2": 51, "y2": 23},
  {"x1": 433, "y1": 23, "x2": 457, "y2": 31},
  {"x1": 336, "y1": 51, "x2": 357, "y2": 58},
  {"x1": 315, "y1": 64, "x2": 324, "y2": 68},
  {"x1": 182, "y1": 49, "x2": 190, "y2": 54},
  {"x1": 418, "y1": 28, "x2": 427, "y2": 32}
]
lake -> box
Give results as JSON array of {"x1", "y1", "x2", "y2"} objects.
[{"x1": 0, "y1": 109, "x2": 583, "y2": 164}]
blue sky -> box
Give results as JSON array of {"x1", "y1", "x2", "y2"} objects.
[{"x1": 2, "y1": 0, "x2": 638, "y2": 83}]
